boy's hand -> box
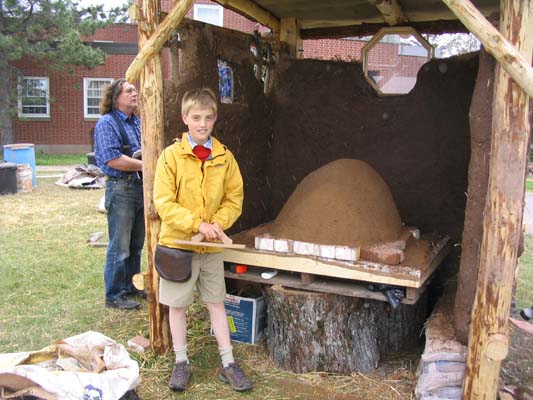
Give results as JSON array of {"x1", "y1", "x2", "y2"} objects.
[
  {"x1": 199, "y1": 222, "x2": 221, "y2": 241},
  {"x1": 212, "y1": 222, "x2": 223, "y2": 237}
]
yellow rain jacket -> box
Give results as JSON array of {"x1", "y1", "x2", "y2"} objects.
[{"x1": 153, "y1": 133, "x2": 243, "y2": 253}]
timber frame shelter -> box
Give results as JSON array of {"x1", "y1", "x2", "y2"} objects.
[{"x1": 127, "y1": 0, "x2": 533, "y2": 398}]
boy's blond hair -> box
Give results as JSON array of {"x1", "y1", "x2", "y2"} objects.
[{"x1": 181, "y1": 88, "x2": 218, "y2": 116}]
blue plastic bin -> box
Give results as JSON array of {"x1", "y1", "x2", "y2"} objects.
[{"x1": 3, "y1": 143, "x2": 36, "y2": 186}]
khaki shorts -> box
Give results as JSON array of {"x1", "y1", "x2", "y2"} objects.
[{"x1": 159, "y1": 252, "x2": 226, "y2": 308}]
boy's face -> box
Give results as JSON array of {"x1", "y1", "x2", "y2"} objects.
[{"x1": 182, "y1": 106, "x2": 217, "y2": 145}]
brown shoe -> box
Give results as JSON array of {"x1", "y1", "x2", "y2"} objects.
[
  {"x1": 169, "y1": 361, "x2": 190, "y2": 391},
  {"x1": 219, "y1": 362, "x2": 252, "y2": 392}
]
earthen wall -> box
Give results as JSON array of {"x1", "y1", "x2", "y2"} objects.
[{"x1": 268, "y1": 54, "x2": 478, "y2": 250}]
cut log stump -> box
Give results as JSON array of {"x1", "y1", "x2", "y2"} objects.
[{"x1": 266, "y1": 285, "x2": 428, "y2": 374}]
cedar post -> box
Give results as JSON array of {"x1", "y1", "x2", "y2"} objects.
[
  {"x1": 137, "y1": 0, "x2": 170, "y2": 353},
  {"x1": 461, "y1": 0, "x2": 533, "y2": 398},
  {"x1": 280, "y1": 17, "x2": 302, "y2": 58}
]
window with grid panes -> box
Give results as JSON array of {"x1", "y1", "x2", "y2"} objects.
[
  {"x1": 84, "y1": 78, "x2": 113, "y2": 118},
  {"x1": 18, "y1": 77, "x2": 50, "y2": 118}
]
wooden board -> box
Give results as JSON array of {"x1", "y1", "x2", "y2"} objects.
[
  {"x1": 223, "y1": 235, "x2": 450, "y2": 288},
  {"x1": 224, "y1": 267, "x2": 421, "y2": 305},
  {"x1": 173, "y1": 239, "x2": 246, "y2": 249}
]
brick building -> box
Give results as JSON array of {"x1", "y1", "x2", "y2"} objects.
[{"x1": 10, "y1": 1, "x2": 426, "y2": 153}]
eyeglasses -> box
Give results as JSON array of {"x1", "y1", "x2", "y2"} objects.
[{"x1": 123, "y1": 87, "x2": 138, "y2": 94}]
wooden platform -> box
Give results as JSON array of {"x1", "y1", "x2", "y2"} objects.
[{"x1": 223, "y1": 234, "x2": 451, "y2": 305}]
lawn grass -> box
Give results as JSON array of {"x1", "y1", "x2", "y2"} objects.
[
  {"x1": 35, "y1": 153, "x2": 87, "y2": 166},
  {"x1": 517, "y1": 235, "x2": 533, "y2": 309},
  {"x1": 526, "y1": 177, "x2": 533, "y2": 192},
  {"x1": 1, "y1": 178, "x2": 531, "y2": 399}
]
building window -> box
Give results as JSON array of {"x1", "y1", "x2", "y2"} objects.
[
  {"x1": 84, "y1": 78, "x2": 113, "y2": 119},
  {"x1": 194, "y1": 4, "x2": 223, "y2": 27},
  {"x1": 18, "y1": 77, "x2": 50, "y2": 118},
  {"x1": 398, "y1": 43, "x2": 430, "y2": 57}
]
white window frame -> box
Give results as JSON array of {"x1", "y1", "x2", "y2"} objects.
[
  {"x1": 83, "y1": 77, "x2": 113, "y2": 119},
  {"x1": 193, "y1": 4, "x2": 223, "y2": 27},
  {"x1": 18, "y1": 76, "x2": 50, "y2": 118}
]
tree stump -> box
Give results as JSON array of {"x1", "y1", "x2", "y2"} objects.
[{"x1": 266, "y1": 285, "x2": 428, "y2": 374}]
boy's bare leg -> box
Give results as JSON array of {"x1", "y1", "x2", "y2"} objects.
[
  {"x1": 207, "y1": 302, "x2": 231, "y2": 348},
  {"x1": 169, "y1": 306, "x2": 188, "y2": 347}
]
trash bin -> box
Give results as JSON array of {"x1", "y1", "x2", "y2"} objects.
[
  {"x1": 3, "y1": 143, "x2": 37, "y2": 187},
  {"x1": 0, "y1": 162, "x2": 18, "y2": 195},
  {"x1": 86, "y1": 152, "x2": 96, "y2": 165}
]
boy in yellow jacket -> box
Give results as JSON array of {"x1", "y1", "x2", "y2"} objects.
[{"x1": 153, "y1": 88, "x2": 251, "y2": 392}]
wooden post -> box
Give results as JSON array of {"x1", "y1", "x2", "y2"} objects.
[
  {"x1": 137, "y1": 0, "x2": 170, "y2": 353},
  {"x1": 368, "y1": 0, "x2": 407, "y2": 25},
  {"x1": 462, "y1": 1, "x2": 533, "y2": 398},
  {"x1": 280, "y1": 17, "x2": 302, "y2": 58}
]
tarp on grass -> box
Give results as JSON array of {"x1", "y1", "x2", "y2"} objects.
[{"x1": 0, "y1": 331, "x2": 139, "y2": 400}]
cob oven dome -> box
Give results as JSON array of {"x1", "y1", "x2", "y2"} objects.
[{"x1": 269, "y1": 159, "x2": 403, "y2": 247}]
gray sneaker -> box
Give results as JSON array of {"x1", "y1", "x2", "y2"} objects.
[
  {"x1": 219, "y1": 362, "x2": 252, "y2": 392},
  {"x1": 169, "y1": 361, "x2": 190, "y2": 391}
]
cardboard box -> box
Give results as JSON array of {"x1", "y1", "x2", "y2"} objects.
[{"x1": 212, "y1": 293, "x2": 267, "y2": 344}]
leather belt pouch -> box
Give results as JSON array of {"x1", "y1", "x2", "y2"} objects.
[{"x1": 154, "y1": 245, "x2": 193, "y2": 282}]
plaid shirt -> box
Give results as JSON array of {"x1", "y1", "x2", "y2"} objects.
[{"x1": 94, "y1": 110, "x2": 141, "y2": 177}]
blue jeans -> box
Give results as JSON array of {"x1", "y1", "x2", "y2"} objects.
[{"x1": 104, "y1": 177, "x2": 145, "y2": 301}]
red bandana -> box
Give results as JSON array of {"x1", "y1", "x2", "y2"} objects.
[{"x1": 193, "y1": 145, "x2": 211, "y2": 162}]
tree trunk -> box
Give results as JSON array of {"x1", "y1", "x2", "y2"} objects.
[
  {"x1": 462, "y1": 1, "x2": 533, "y2": 398},
  {"x1": 266, "y1": 285, "x2": 427, "y2": 374},
  {"x1": 0, "y1": 53, "x2": 15, "y2": 155}
]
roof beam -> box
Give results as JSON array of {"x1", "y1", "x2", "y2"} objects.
[
  {"x1": 126, "y1": 0, "x2": 194, "y2": 84},
  {"x1": 213, "y1": 0, "x2": 280, "y2": 35},
  {"x1": 443, "y1": 0, "x2": 533, "y2": 99},
  {"x1": 368, "y1": 0, "x2": 407, "y2": 25},
  {"x1": 301, "y1": 20, "x2": 469, "y2": 40}
]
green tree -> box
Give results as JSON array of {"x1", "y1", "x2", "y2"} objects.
[{"x1": 0, "y1": 0, "x2": 127, "y2": 151}]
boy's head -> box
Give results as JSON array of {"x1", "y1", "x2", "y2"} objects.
[{"x1": 182, "y1": 88, "x2": 218, "y2": 145}]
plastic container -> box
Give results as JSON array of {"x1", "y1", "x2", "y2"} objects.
[
  {"x1": 16, "y1": 164, "x2": 33, "y2": 192},
  {"x1": 86, "y1": 152, "x2": 96, "y2": 165},
  {"x1": 0, "y1": 162, "x2": 18, "y2": 195},
  {"x1": 3, "y1": 143, "x2": 36, "y2": 186}
]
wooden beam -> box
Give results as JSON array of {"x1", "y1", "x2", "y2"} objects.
[
  {"x1": 368, "y1": 0, "x2": 407, "y2": 26},
  {"x1": 280, "y1": 17, "x2": 302, "y2": 58},
  {"x1": 213, "y1": 0, "x2": 280, "y2": 35},
  {"x1": 225, "y1": 268, "x2": 422, "y2": 304},
  {"x1": 461, "y1": 0, "x2": 533, "y2": 398},
  {"x1": 136, "y1": 0, "x2": 170, "y2": 354},
  {"x1": 300, "y1": 19, "x2": 469, "y2": 40},
  {"x1": 443, "y1": 0, "x2": 533, "y2": 99},
  {"x1": 126, "y1": 0, "x2": 194, "y2": 84}
]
